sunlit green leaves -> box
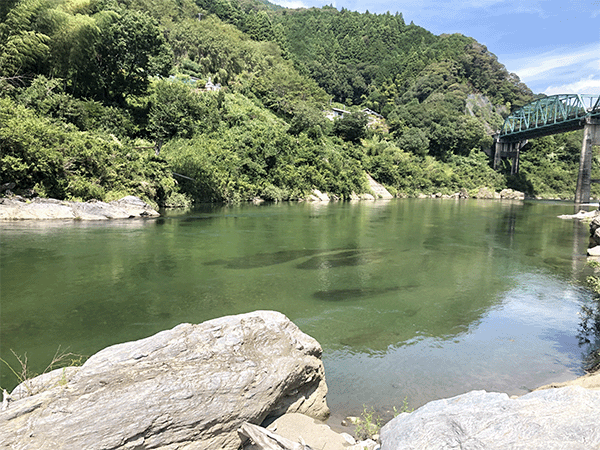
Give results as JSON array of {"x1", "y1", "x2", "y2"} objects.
[{"x1": 0, "y1": 0, "x2": 51, "y2": 76}]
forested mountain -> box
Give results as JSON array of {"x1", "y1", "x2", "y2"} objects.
[{"x1": 0, "y1": 0, "x2": 591, "y2": 205}]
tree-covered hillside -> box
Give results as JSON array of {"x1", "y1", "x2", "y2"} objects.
[{"x1": 0, "y1": 0, "x2": 592, "y2": 205}]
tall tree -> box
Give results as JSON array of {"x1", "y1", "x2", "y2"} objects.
[{"x1": 65, "y1": 7, "x2": 172, "y2": 103}]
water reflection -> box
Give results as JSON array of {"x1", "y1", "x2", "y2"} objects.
[
  {"x1": 0, "y1": 217, "x2": 157, "y2": 232},
  {"x1": 577, "y1": 290, "x2": 600, "y2": 372}
]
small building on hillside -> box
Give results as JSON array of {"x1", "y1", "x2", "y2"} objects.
[
  {"x1": 325, "y1": 107, "x2": 351, "y2": 120},
  {"x1": 203, "y1": 77, "x2": 221, "y2": 92},
  {"x1": 361, "y1": 108, "x2": 383, "y2": 119}
]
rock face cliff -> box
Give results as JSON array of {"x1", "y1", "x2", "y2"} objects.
[{"x1": 0, "y1": 311, "x2": 329, "y2": 450}]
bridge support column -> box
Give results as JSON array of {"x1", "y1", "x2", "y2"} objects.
[
  {"x1": 510, "y1": 141, "x2": 526, "y2": 175},
  {"x1": 493, "y1": 140, "x2": 526, "y2": 174},
  {"x1": 493, "y1": 140, "x2": 502, "y2": 170},
  {"x1": 575, "y1": 118, "x2": 600, "y2": 203}
]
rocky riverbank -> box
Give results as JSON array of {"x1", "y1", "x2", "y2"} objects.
[
  {"x1": 1, "y1": 311, "x2": 599, "y2": 450},
  {"x1": 0, "y1": 195, "x2": 159, "y2": 220},
  {"x1": 0, "y1": 184, "x2": 526, "y2": 220}
]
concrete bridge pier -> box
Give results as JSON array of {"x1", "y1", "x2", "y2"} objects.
[
  {"x1": 575, "y1": 117, "x2": 600, "y2": 203},
  {"x1": 493, "y1": 139, "x2": 527, "y2": 174}
]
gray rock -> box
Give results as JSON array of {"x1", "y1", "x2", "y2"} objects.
[
  {"x1": 245, "y1": 413, "x2": 348, "y2": 450},
  {"x1": 359, "y1": 193, "x2": 376, "y2": 200},
  {"x1": 499, "y1": 188, "x2": 525, "y2": 200},
  {"x1": 348, "y1": 438, "x2": 379, "y2": 450},
  {"x1": 0, "y1": 196, "x2": 159, "y2": 220},
  {"x1": 380, "y1": 387, "x2": 600, "y2": 450},
  {"x1": 474, "y1": 187, "x2": 499, "y2": 199},
  {"x1": 113, "y1": 195, "x2": 152, "y2": 207},
  {"x1": 557, "y1": 209, "x2": 600, "y2": 220},
  {"x1": 0, "y1": 311, "x2": 329, "y2": 450},
  {"x1": 591, "y1": 216, "x2": 600, "y2": 246}
]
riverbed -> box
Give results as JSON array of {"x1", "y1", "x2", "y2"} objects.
[{"x1": 0, "y1": 198, "x2": 596, "y2": 419}]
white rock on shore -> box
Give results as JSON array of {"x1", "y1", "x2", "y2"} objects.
[
  {"x1": 380, "y1": 385, "x2": 600, "y2": 450},
  {"x1": 558, "y1": 209, "x2": 600, "y2": 220},
  {"x1": 0, "y1": 195, "x2": 159, "y2": 220}
]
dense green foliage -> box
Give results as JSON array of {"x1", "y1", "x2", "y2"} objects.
[
  {"x1": 0, "y1": 0, "x2": 588, "y2": 206},
  {"x1": 162, "y1": 92, "x2": 366, "y2": 202},
  {"x1": 0, "y1": 96, "x2": 179, "y2": 204}
]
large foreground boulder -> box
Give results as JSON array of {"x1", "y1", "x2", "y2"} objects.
[
  {"x1": 380, "y1": 386, "x2": 600, "y2": 450},
  {"x1": 0, "y1": 311, "x2": 329, "y2": 450}
]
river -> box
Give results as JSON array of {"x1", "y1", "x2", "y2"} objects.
[{"x1": 1, "y1": 198, "x2": 597, "y2": 421}]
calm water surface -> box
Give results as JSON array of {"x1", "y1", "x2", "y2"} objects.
[{"x1": 0, "y1": 199, "x2": 596, "y2": 420}]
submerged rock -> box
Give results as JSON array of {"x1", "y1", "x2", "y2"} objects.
[
  {"x1": 0, "y1": 311, "x2": 329, "y2": 450},
  {"x1": 0, "y1": 196, "x2": 159, "y2": 220},
  {"x1": 379, "y1": 386, "x2": 600, "y2": 450}
]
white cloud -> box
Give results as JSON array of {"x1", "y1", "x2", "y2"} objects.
[
  {"x1": 269, "y1": 0, "x2": 310, "y2": 8},
  {"x1": 501, "y1": 42, "x2": 600, "y2": 94},
  {"x1": 543, "y1": 76, "x2": 600, "y2": 96},
  {"x1": 506, "y1": 44, "x2": 600, "y2": 80}
]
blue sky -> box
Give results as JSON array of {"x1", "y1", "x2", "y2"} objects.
[{"x1": 270, "y1": 0, "x2": 600, "y2": 95}]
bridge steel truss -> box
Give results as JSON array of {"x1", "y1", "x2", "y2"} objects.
[
  {"x1": 493, "y1": 94, "x2": 600, "y2": 203},
  {"x1": 500, "y1": 94, "x2": 600, "y2": 141}
]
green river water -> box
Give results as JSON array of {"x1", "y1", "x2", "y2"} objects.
[{"x1": 0, "y1": 199, "x2": 597, "y2": 420}]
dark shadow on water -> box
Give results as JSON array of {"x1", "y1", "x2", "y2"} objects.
[
  {"x1": 204, "y1": 248, "x2": 361, "y2": 269},
  {"x1": 204, "y1": 247, "x2": 395, "y2": 270},
  {"x1": 313, "y1": 285, "x2": 419, "y2": 301},
  {"x1": 179, "y1": 215, "x2": 219, "y2": 224},
  {"x1": 296, "y1": 249, "x2": 389, "y2": 270},
  {"x1": 204, "y1": 249, "x2": 330, "y2": 269}
]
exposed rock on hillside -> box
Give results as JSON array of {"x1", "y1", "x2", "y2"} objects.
[
  {"x1": 366, "y1": 174, "x2": 393, "y2": 200},
  {"x1": 0, "y1": 311, "x2": 329, "y2": 450}
]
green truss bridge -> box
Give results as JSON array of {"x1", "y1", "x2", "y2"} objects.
[{"x1": 493, "y1": 94, "x2": 600, "y2": 203}]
